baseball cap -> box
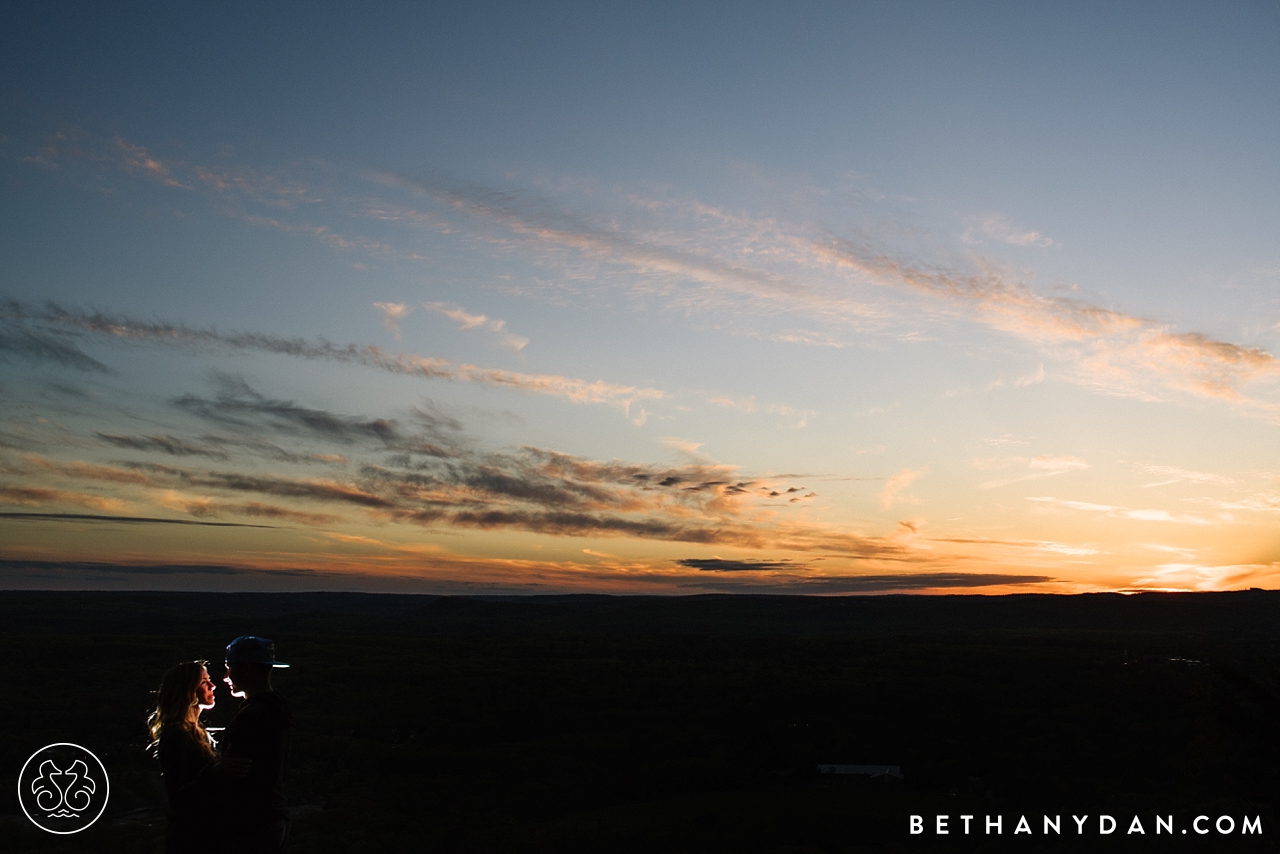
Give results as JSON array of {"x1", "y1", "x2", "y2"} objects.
[{"x1": 224, "y1": 635, "x2": 290, "y2": 668}]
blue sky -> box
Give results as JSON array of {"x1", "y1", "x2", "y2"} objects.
[{"x1": 3, "y1": 2, "x2": 1279, "y2": 593}]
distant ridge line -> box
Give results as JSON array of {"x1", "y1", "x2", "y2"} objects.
[{"x1": 0, "y1": 511, "x2": 276, "y2": 528}]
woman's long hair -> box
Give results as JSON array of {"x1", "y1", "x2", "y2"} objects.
[{"x1": 147, "y1": 660, "x2": 216, "y2": 758}]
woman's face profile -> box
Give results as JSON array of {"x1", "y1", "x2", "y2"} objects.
[{"x1": 195, "y1": 666, "x2": 216, "y2": 710}]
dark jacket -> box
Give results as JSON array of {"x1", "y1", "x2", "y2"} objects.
[
  {"x1": 157, "y1": 727, "x2": 221, "y2": 854},
  {"x1": 219, "y1": 691, "x2": 292, "y2": 829}
]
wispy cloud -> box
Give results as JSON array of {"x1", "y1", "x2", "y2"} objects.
[
  {"x1": 1125, "y1": 562, "x2": 1279, "y2": 592},
  {"x1": 0, "y1": 486, "x2": 125, "y2": 512},
  {"x1": 1036, "y1": 541, "x2": 1100, "y2": 556},
  {"x1": 153, "y1": 493, "x2": 341, "y2": 525},
  {"x1": 1030, "y1": 456, "x2": 1089, "y2": 472},
  {"x1": 114, "y1": 137, "x2": 189, "y2": 189},
  {"x1": 174, "y1": 377, "x2": 402, "y2": 446},
  {"x1": 4, "y1": 454, "x2": 154, "y2": 485},
  {"x1": 3, "y1": 449, "x2": 387, "y2": 511},
  {"x1": 383, "y1": 173, "x2": 790, "y2": 290},
  {"x1": 2, "y1": 428, "x2": 918, "y2": 562},
  {"x1": 395, "y1": 173, "x2": 1278, "y2": 417},
  {"x1": 880, "y1": 467, "x2": 926, "y2": 509},
  {"x1": 169, "y1": 469, "x2": 397, "y2": 508},
  {"x1": 19, "y1": 129, "x2": 405, "y2": 255},
  {"x1": 807, "y1": 241, "x2": 1279, "y2": 413},
  {"x1": 1027, "y1": 496, "x2": 1213, "y2": 525},
  {"x1": 704, "y1": 393, "x2": 817, "y2": 427},
  {"x1": 373, "y1": 302, "x2": 412, "y2": 339},
  {"x1": 190, "y1": 163, "x2": 320, "y2": 208},
  {"x1": 421, "y1": 302, "x2": 529, "y2": 353},
  {"x1": 241, "y1": 214, "x2": 396, "y2": 255},
  {"x1": 1076, "y1": 330, "x2": 1278, "y2": 405},
  {"x1": 1194, "y1": 494, "x2": 1280, "y2": 514},
  {"x1": 1015, "y1": 365, "x2": 1047, "y2": 387},
  {"x1": 99, "y1": 427, "x2": 349, "y2": 467},
  {"x1": 965, "y1": 364, "x2": 1046, "y2": 394},
  {"x1": 977, "y1": 455, "x2": 1089, "y2": 489},
  {"x1": 20, "y1": 369, "x2": 776, "y2": 542},
  {"x1": 963, "y1": 214, "x2": 1057, "y2": 248},
  {"x1": 7, "y1": 302, "x2": 808, "y2": 430},
  {"x1": 5, "y1": 301, "x2": 663, "y2": 412},
  {"x1": 12, "y1": 129, "x2": 1280, "y2": 437},
  {"x1": 1137, "y1": 464, "x2": 1234, "y2": 488},
  {"x1": 95, "y1": 432, "x2": 229, "y2": 459},
  {"x1": 14, "y1": 132, "x2": 1278, "y2": 422},
  {"x1": 661, "y1": 438, "x2": 706, "y2": 458},
  {"x1": 811, "y1": 237, "x2": 1144, "y2": 342},
  {"x1": 0, "y1": 320, "x2": 110, "y2": 372}
]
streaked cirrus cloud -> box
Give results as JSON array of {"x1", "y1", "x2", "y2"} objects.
[
  {"x1": 15, "y1": 130, "x2": 1278, "y2": 421},
  {"x1": 2, "y1": 300, "x2": 662, "y2": 412},
  {"x1": 1027, "y1": 496, "x2": 1214, "y2": 525}
]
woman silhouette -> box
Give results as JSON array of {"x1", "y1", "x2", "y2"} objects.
[{"x1": 148, "y1": 660, "x2": 248, "y2": 854}]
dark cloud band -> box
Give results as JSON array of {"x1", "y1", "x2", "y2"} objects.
[
  {"x1": 679, "y1": 558, "x2": 807, "y2": 572},
  {"x1": 0, "y1": 324, "x2": 109, "y2": 372},
  {"x1": 688, "y1": 573, "x2": 1054, "y2": 592}
]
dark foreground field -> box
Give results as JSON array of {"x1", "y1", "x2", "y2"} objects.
[{"x1": 2, "y1": 590, "x2": 1278, "y2": 853}]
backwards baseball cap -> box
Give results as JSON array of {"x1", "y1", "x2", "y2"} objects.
[{"x1": 225, "y1": 635, "x2": 290, "y2": 668}]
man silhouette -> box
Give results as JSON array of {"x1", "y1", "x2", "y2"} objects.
[{"x1": 220, "y1": 636, "x2": 292, "y2": 853}]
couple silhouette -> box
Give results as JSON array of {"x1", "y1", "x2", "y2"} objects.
[{"x1": 148, "y1": 636, "x2": 292, "y2": 854}]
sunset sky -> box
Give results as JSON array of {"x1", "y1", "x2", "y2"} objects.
[{"x1": 3, "y1": 2, "x2": 1279, "y2": 594}]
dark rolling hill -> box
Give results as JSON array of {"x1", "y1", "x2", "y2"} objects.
[{"x1": 1, "y1": 590, "x2": 1277, "y2": 852}]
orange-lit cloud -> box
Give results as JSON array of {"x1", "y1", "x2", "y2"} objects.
[
  {"x1": 0, "y1": 485, "x2": 126, "y2": 512},
  {"x1": 114, "y1": 138, "x2": 189, "y2": 189},
  {"x1": 1126, "y1": 562, "x2": 1280, "y2": 592},
  {"x1": 1075, "y1": 329, "x2": 1279, "y2": 405},
  {"x1": 421, "y1": 301, "x2": 529, "y2": 353},
  {"x1": 3, "y1": 438, "x2": 934, "y2": 566},
  {"x1": 373, "y1": 302, "x2": 411, "y2": 338},
  {"x1": 153, "y1": 490, "x2": 342, "y2": 525}
]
